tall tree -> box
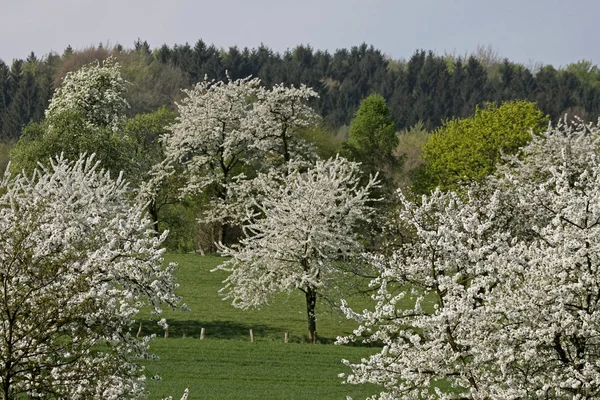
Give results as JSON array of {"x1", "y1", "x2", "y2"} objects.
[
  {"x1": 0, "y1": 60, "x2": 8, "y2": 138},
  {"x1": 217, "y1": 157, "x2": 379, "y2": 342},
  {"x1": 343, "y1": 94, "x2": 398, "y2": 178},
  {"x1": 341, "y1": 118, "x2": 600, "y2": 399},
  {"x1": 45, "y1": 56, "x2": 128, "y2": 131},
  {"x1": 11, "y1": 57, "x2": 132, "y2": 174},
  {"x1": 1, "y1": 70, "x2": 38, "y2": 140},
  {"x1": 0, "y1": 155, "x2": 179, "y2": 399},
  {"x1": 146, "y1": 76, "x2": 319, "y2": 243}
]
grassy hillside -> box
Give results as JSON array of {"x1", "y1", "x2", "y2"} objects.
[{"x1": 139, "y1": 254, "x2": 382, "y2": 399}]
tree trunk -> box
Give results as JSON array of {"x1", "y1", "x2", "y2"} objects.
[
  {"x1": 2, "y1": 371, "x2": 10, "y2": 400},
  {"x1": 305, "y1": 285, "x2": 317, "y2": 343},
  {"x1": 148, "y1": 200, "x2": 160, "y2": 235},
  {"x1": 218, "y1": 223, "x2": 228, "y2": 245}
]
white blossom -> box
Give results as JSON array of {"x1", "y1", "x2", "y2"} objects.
[
  {"x1": 145, "y1": 76, "x2": 319, "y2": 230},
  {"x1": 216, "y1": 156, "x2": 379, "y2": 340},
  {"x1": 46, "y1": 57, "x2": 129, "y2": 132},
  {"x1": 0, "y1": 155, "x2": 179, "y2": 399},
  {"x1": 339, "y1": 118, "x2": 600, "y2": 399}
]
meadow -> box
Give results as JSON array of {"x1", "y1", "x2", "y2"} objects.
[{"x1": 140, "y1": 254, "x2": 383, "y2": 399}]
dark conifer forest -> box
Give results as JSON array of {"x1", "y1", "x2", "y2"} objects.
[{"x1": 1, "y1": 39, "x2": 599, "y2": 142}]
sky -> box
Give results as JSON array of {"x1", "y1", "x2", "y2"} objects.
[{"x1": 0, "y1": 0, "x2": 597, "y2": 68}]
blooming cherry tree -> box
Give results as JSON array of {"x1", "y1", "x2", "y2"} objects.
[
  {"x1": 249, "y1": 83, "x2": 320, "y2": 163},
  {"x1": 11, "y1": 57, "x2": 132, "y2": 176},
  {"x1": 46, "y1": 57, "x2": 129, "y2": 131},
  {"x1": 0, "y1": 155, "x2": 180, "y2": 400},
  {"x1": 216, "y1": 156, "x2": 379, "y2": 342},
  {"x1": 149, "y1": 76, "x2": 319, "y2": 242},
  {"x1": 338, "y1": 188, "x2": 510, "y2": 399},
  {"x1": 339, "y1": 119, "x2": 600, "y2": 399}
]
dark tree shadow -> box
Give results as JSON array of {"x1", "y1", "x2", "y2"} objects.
[
  {"x1": 133, "y1": 319, "x2": 280, "y2": 340},
  {"x1": 132, "y1": 319, "x2": 383, "y2": 347}
]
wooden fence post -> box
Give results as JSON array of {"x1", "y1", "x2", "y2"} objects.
[
  {"x1": 284, "y1": 332, "x2": 289, "y2": 343},
  {"x1": 200, "y1": 327, "x2": 205, "y2": 340},
  {"x1": 249, "y1": 328, "x2": 254, "y2": 342}
]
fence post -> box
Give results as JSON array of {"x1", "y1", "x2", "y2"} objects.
[
  {"x1": 284, "y1": 332, "x2": 289, "y2": 343},
  {"x1": 200, "y1": 327, "x2": 205, "y2": 340},
  {"x1": 136, "y1": 322, "x2": 142, "y2": 338},
  {"x1": 249, "y1": 328, "x2": 254, "y2": 342}
]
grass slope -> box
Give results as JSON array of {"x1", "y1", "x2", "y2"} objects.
[{"x1": 140, "y1": 254, "x2": 381, "y2": 399}]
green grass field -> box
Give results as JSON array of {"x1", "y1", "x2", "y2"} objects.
[{"x1": 139, "y1": 254, "x2": 382, "y2": 399}]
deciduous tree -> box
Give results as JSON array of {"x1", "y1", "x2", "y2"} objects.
[
  {"x1": 45, "y1": 56, "x2": 128, "y2": 131},
  {"x1": 339, "y1": 118, "x2": 600, "y2": 399},
  {"x1": 420, "y1": 100, "x2": 548, "y2": 192},
  {"x1": 11, "y1": 57, "x2": 133, "y2": 175},
  {"x1": 342, "y1": 94, "x2": 398, "y2": 179},
  {"x1": 0, "y1": 155, "x2": 180, "y2": 400},
  {"x1": 150, "y1": 76, "x2": 319, "y2": 242},
  {"x1": 216, "y1": 156, "x2": 379, "y2": 342}
]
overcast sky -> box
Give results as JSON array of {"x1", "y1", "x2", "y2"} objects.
[{"x1": 0, "y1": 0, "x2": 597, "y2": 68}]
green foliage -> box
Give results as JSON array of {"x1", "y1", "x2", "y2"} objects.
[
  {"x1": 566, "y1": 60, "x2": 600, "y2": 89},
  {"x1": 10, "y1": 111, "x2": 133, "y2": 175},
  {"x1": 138, "y1": 254, "x2": 381, "y2": 399},
  {"x1": 118, "y1": 51, "x2": 188, "y2": 116},
  {"x1": 6, "y1": 42, "x2": 600, "y2": 146},
  {"x1": 0, "y1": 141, "x2": 12, "y2": 172},
  {"x1": 124, "y1": 107, "x2": 176, "y2": 184},
  {"x1": 394, "y1": 121, "x2": 429, "y2": 190},
  {"x1": 296, "y1": 124, "x2": 343, "y2": 159},
  {"x1": 159, "y1": 201, "x2": 203, "y2": 252},
  {"x1": 343, "y1": 94, "x2": 398, "y2": 176},
  {"x1": 11, "y1": 57, "x2": 138, "y2": 178},
  {"x1": 421, "y1": 100, "x2": 548, "y2": 192}
]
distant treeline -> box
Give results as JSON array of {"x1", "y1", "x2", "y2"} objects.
[{"x1": 2, "y1": 39, "x2": 600, "y2": 141}]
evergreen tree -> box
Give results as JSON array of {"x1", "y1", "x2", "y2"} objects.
[
  {"x1": 2, "y1": 70, "x2": 38, "y2": 140},
  {"x1": 0, "y1": 61, "x2": 9, "y2": 139}
]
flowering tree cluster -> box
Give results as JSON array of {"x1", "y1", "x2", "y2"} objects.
[
  {"x1": 217, "y1": 156, "x2": 379, "y2": 341},
  {"x1": 45, "y1": 56, "x2": 129, "y2": 131},
  {"x1": 11, "y1": 58, "x2": 133, "y2": 176},
  {"x1": 0, "y1": 155, "x2": 180, "y2": 400},
  {"x1": 339, "y1": 119, "x2": 600, "y2": 399},
  {"x1": 145, "y1": 76, "x2": 319, "y2": 242}
]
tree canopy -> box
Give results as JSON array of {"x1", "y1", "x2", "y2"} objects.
[
  {"x1": 216, "y1": 156, "x2": 379, "y2": 342},
  {"x1": 3, "y1": 42, "x2": 600, "y2": 144},
  {"x1": 421, "y1": 100, "x2": 548, "y2": 191},
  {"x1": 0, "y1": 155, "x2": 180, "y2": 399},
  {"x1": 10, "y1": 57, "x2": 133, "y2": 175},
  {"x1": 343, "y1": 93, "x2": 398, "y2": 178},
  {"x1": 340, "y1": 118, "x2": 600, "y2": 399},
  {"x1": 146, "y1": 76, "x2": 320, "y2": 244}
]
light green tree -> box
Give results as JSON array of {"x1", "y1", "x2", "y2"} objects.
[
  {"x1": 343, "y1": 94, "x2": 398, "y2": 177},
  {"x1": 421, "y1": 100, "x2": 548, "y2": 192}
]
